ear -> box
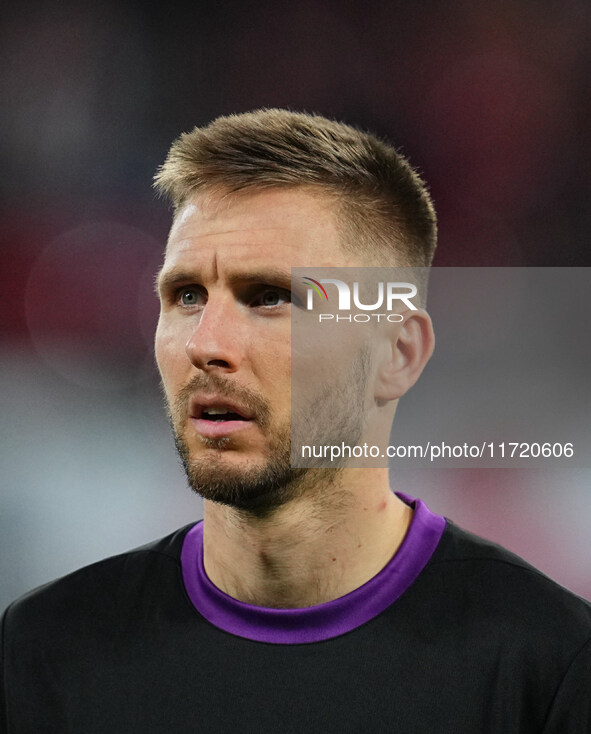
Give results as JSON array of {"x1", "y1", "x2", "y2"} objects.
[{"x1": 374, "y1": 310, "x2": 435, "y2": 402}]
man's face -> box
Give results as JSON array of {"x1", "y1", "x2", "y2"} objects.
[{"x1": 155, "y1": 188, "x2": 368, "y2": 512}]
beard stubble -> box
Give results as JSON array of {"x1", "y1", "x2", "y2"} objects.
[{"x1": 166, "y1": 349, "x2": 370, "y2": 515}]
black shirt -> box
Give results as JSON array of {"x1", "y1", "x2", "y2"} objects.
[{"x1": 2, "y1": 495, "x2": 590, "y2": 733}]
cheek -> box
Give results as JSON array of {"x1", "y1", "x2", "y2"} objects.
[
  {"x1": 154, "y1": 318, "x2": 167, "y2": 372},
  {"x1": 154, "y1": 318, "x2": 185, "y2": 384},
  {"x1": 261, "y1": 347, "x2": 291, "y2": 398}
]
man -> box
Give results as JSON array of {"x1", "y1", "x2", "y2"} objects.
[{"x1": 2, "y1": 110, "x2": 590, "y2": 733}]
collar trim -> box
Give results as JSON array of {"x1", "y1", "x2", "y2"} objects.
[{"x1": 181, "y1": 492, "x2": 445, "y2": 644}]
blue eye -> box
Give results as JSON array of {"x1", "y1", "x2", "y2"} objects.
[
  {"x1": 254, "y1": 288, "x2": 291, "y2": 307},
  {"x1": 179, "y1": 287, "x2": 204, "y2": 307}
]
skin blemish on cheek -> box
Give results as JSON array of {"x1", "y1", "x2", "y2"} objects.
[{"x1": 332, "y1": 558, "x2": 337, "y2": 562}]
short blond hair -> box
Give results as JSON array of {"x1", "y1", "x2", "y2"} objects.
[{"x1": 154, "y1": 109, "x2": 437, "y2": 266}]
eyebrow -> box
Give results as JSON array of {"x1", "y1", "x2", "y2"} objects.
[{"x1": 155, "y1": 266, "x2": 294, "y2": 296}]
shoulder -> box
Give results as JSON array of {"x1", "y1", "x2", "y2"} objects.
[
  {"x1": 2, "y1": 523, "x2": 197, "y2": 636},
  {"x1": 420, "y1": 519, "x2": 591, "y2": 646}
]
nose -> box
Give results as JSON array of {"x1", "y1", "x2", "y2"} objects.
[{"x1": 185, "y1": 297, "x2": 242, "y2": 373}]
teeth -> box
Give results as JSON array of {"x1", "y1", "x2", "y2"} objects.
[{"x1": 204, "y1": 407, "x2": 230, "y2": 415}]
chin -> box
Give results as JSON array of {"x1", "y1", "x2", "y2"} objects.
[
  {"x1": 190, "y1": 458, "x2": 308, "y2": 515},
  {"x1": 173, "y1": 427, "x2": 305, "y2": 513}
]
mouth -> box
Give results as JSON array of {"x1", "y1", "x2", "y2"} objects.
[
  {"x1": 189, "y1": 397, "x2": 254, "y2": 438},
  {"x1": 200, "y1": 408, "x2": 247, "y2": 422}
]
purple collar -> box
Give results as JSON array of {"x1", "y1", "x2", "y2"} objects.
[{"x1": 180, "y1": 492, "x2": 446, "y2": 644}]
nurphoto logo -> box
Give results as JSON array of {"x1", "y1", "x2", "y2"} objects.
[{"x1": 303, "y1": 277, "x2": 418, "y2": 323}]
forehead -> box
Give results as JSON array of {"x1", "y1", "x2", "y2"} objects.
[{"x1": 162, "y1": 188, "x2": 360, "y2": 273}]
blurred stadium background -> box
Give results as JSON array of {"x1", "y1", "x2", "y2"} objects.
[{"x1": 1, "y1": 0, "x2": 590, "y2": 609}]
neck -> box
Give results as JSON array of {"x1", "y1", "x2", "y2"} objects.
[{"x1": 202, "y1": 468, "x2": 413, "y2": 608}]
